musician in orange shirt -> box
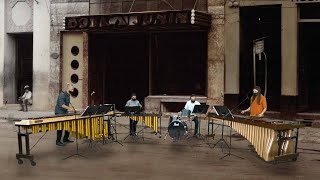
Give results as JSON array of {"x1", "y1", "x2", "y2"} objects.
[{"x1": 241, "y1": 86, "x2": 267, "y2": 117}]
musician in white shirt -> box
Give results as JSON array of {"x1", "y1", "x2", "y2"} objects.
[
  {"x1": 183, "y1": 94, "x2": 200, "y2": 136},
  {"x1": 18, "y1": 85, "x2": 32, "y2": 112}
]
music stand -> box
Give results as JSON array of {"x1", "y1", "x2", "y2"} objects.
[
  {"x1": 82, "y1": 105, "x2": 99, "y2": 148},
  {"x1": 211, "y1": 105, "x2": 243, "y2": 160},
  {"x1": 193, "y1": 104, "x2": 209, "y2": 114},
  {"x1": 123, "y1": 106, "x2": 141, "y2": 141},
  {"x1": 192, "y1": 104, "x2": 209, "y2": 139},
  {"x1": 81, "y1": 105, "x2": 99, "y2": 117},
  {"x1": 124, "y1": 106, "x2": 141, "y2": 115},
  {"x1": 97, "y1": 104, "x2": 123, "y2": 146},
  {"x1": 95, "y1": 104, "x2": 112, "y2": 115},
  {"x1": 63, "y1": 107, "x2": 87, "y2": 161}
]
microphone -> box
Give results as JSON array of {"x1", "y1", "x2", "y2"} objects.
[{"x1": 91, "y1": 91, "x2": 95, "y2": 96}]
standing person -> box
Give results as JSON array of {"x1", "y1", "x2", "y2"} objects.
[
  {"x1": 55, "y1": 84, "x2": 75, "y2": 146},
  {"x1": 184, "y1": 94, "x2": 201, "y2": 136},
  {"x1": 125, "y1": 93, "x2": 142, "y2": 136},
  {"x1": 241, "y1": 86, "x2": 267, "y2": 117},
  {"x1": 18, "y1": 85, "x2": 32, "y2": 112}
]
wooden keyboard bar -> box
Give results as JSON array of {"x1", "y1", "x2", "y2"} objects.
[{"x1": 208, "y1": 114, "x2": 305, "y2": 162}]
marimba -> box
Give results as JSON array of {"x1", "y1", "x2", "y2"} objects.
[
  {"x1": 15, "y1": 112, "x2": 112, "y2": 166},
  {"x1": 120, "y1": 113, "x2": 162, "y2": 137},
  {"x1": 208, "y1": 114, "x2": 305, "y2": 162}
]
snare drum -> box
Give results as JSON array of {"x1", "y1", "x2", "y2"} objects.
[{"x1": 168, "y1": 119, "x2": 188, "y2": 139}]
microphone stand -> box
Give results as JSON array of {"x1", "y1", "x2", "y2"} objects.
[{"x1": 63, "y1": 102, "x2": 87, "y2": 160}]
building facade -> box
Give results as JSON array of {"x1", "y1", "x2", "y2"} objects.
[
  {"x1": 0, "y1": 0, "x2": 319, "y2": 117},
  {"x1": 0, "y1": 0, "x2": 224, "y2": 112}
]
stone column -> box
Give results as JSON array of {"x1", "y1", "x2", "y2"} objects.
[
  {"x1": 224, "y1": 4, "x2": 240, "y2": 107},
  {"x1": 281, "y1": 2, "x2": 298, "y2": 116},
  {"x1": 33, "y1": 0, "x2": 51, "y2": 110},
  {"x1": 207, "y1": 1, "x2": 225, "y2": 105},
  {"x1": 0, "y1": 0, "x2": 5, "y2": 106}
]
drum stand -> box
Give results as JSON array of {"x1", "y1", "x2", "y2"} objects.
[{"x1": 63, "y1": 111, "x2": 87, "y2": 160}]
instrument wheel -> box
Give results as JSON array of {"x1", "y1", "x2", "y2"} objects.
[
  {"x1": 17, "y1": 159, "x2": 23, "y2": 165},
  {"x1": 30, "y1": 160, "x2": 36, "y2": 166}
]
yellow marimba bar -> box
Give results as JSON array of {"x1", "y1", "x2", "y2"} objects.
[
  {"x1": 26, "y1": 116, "x2": 109, "y2": 140},
  {"x1": 209, "y1": 116, "x2": 304, "y2": 162},
  {"x1": 125, "y1": 114, "x2": 160, "y2": 133}
]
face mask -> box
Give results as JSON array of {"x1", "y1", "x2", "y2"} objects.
[
  {"x1": 132, "y1": 98, "x2": 136, "y2": 101},
  {"x1": 191, "y1": 100, "x2": 195, "y2": 103}
]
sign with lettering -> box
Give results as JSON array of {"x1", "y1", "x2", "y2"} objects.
[{"x1": 64, "y1": 10, "x2": 211, "y2": 31}]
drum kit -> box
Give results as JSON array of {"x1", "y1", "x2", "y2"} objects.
[{"x1": 165, "y1": 109, "x2": 194, "y2": 141}]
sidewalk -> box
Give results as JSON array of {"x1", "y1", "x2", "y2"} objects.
[{"x1": 0, "y1": 110, "x2": 54, "y2": 120}]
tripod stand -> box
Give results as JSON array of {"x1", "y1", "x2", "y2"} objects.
[
  {"x1": 63, "y1": 110, "x2": 87, "y2": 160},
  {"x1": 123, "y1": 106, "x2": 142, "y2": 141},
  {"x1": 215, "y1": 96, "x2": 249, "y2": 160},
  {"x1": 210, "y1": 105, "x2": 245, "y2": 160}
]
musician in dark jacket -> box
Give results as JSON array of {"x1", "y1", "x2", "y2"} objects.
[{"x1": 55, "y1": 84, "x2": 75, "y2": 146}]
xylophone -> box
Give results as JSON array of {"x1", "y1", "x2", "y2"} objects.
[
  {"x1": 120, "y1": 113, "x2": 162, "y2": 137},
  {"x1": 15, "y1": 112, "x2": 113, "y2": 166},
  {"x1": 208, "y1": 114, "x2": 305, "y2": 163}
]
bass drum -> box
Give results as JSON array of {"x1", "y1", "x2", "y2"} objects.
[{"x1": 168, "y1": 120, "x2": 188, "y2": 139}]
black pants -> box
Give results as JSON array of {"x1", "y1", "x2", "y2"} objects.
[
  {"x1": 129, "y1": 118, "x2": 138, "y2": 135},
  {"x1": 192, "y1": 116, "x2": 199, "y2": 135},
  {"x1": 56, "y1": 113, "x2": 70, "y2": 143},
  {"x1": 56, "y1": 130, "x2": 70, "y2": 143}
]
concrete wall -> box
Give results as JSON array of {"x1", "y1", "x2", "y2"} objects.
[
  {"x1": 207, "y1": 0, "x2": 225, "y2": 105},
  {"x1": 3, "y1": 35, "x2": 16, "y2": 104},
  {"x1": 281, "y1": 2, "x2": 298, "y2": 96},
  {"x1": 0, "y1": 0, "x2": 5, "y2": 106},
  {"x1": 224, "y1": 5, "x2": 240, "y2": 95},
  {"x1": 32, "y1": 0, "x2": 51, "y2": 110},
  {"x1": 7, "y1": 0, "x2": 33, "y2": 33}
]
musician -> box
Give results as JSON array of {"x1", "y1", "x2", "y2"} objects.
[
  {"x1": 55, "y1": 83, "x2": 75, "y2": 146},
  {"x1": 241, "y1": 86, "x2": 267, "y2": 117},
  {"x1": 184, "y1": 94, "x2": 200, "y2": 136},
  {"x1": 125, "y1": 93, "x2": 142, "y2": 136}
]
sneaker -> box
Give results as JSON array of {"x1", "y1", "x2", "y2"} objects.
[
  {"x1": 56, "y1": 141, "x2": 65, "y2": 146},
  {"x1": 63, "y1": 139, "x2": 74, "y2": 143}
]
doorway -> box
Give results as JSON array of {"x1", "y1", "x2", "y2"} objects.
[
  {"x1": 15, "y1": 34, "x2": 33, "y2": 101},
  {"x1": 299, "y1": 23, "x2": 320, "y2": 111},
  {"x1": 239, "y1": 5, "x2": 281, "y2": 110}
]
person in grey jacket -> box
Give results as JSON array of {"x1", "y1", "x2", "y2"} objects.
[{"x1": 125, "y1": 93, "x2": 142, "y2": 136}]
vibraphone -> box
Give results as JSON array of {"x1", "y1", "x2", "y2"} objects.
[
  {"x1": 121, "y1": 113, "x2": 162, "y2": 138},
  {"x1": 15, "y1": 113, "x2": 112, "y2": 166},
  {"x1": 208, "y1": 114, "x2": 305, "y2": 163}
]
